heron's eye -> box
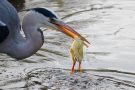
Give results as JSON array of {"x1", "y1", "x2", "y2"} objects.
[{"x1": 50, "y1": 18, "x2": 57, "y2": 23}]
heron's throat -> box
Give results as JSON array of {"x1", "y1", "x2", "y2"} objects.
[
  {"x1": 37, "y1": 28, "x2": 44, "y2": 44},
  {"x1": 7, "y1": 22, "x2": 45, "y2": 60}
]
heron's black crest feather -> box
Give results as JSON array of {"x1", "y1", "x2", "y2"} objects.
[
  {"x1": 0, "y1": 25, "x2": 9, "y2": 43},
  {"x1": 32, "y1": 8, "x2": 58, "y2": 19}
]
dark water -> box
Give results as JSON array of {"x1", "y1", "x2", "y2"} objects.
[
  {"x1": 1, "y1": 0, "x2": 135, "y2": 89},
  {"x1": 8, "y1": 0, "x2": 25, "y2": 11}
]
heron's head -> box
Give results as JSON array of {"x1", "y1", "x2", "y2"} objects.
[{"x1": 31, "y1": 8, "x2": 90, "y2": 45}]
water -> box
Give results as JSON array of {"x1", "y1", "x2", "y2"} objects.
[{"x1": 1, "y1": 0, "x2": 135, "y2": 89}]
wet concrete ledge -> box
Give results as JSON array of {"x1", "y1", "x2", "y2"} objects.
[{"x1": 21, "y1": 68, "x2": 135, "y2": 90}]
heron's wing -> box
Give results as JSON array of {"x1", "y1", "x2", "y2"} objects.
[
  {"x1": 0, "y1": 21, "x2": 9, "y2": 43},
  {"x1": 0, "y1": 0, "x2": 20, "y2": 35}
]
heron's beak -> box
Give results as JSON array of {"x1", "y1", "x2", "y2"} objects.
[{"x1": 52, "y1": 20, "x2": 90, "y2": 46}]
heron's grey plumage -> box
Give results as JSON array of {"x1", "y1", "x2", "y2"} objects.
[
  {"x1": 0, "y1": 0, "x2": 20, "y2": 36},
  {"x1": 0, "y1": 0, "x2": 58, "y2": 59}
]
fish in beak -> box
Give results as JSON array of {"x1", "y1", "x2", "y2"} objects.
[{"x1": 51, "y1": 18, "x2": 90, "y2": 47}]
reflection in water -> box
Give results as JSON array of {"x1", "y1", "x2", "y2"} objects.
[
  {"x1": 55, "y1": 0, "x2": 64, "y2": 7},
  {"x1": 46, "y1": 0, "x2": 64, "y2": 7},
  {"x1": 8, "y1": 0, "x2": 25, "y2": 11}
]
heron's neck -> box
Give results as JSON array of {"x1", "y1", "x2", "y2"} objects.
[{"x1": 6, "y1": 17, "x2": 44, "y2": 60}]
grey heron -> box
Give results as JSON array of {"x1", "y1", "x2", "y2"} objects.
[{"x1": 0, "y1": 0, "x2": 89, "y2": 60}]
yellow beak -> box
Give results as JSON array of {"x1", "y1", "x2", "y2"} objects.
[{"x1": 53, "y1": 21, "x2": 90, "y2": 46}]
